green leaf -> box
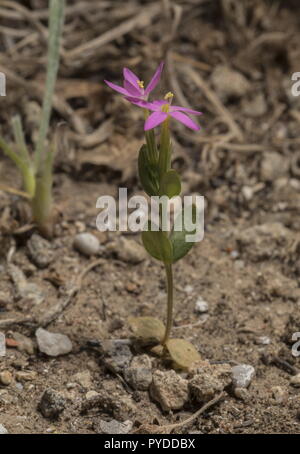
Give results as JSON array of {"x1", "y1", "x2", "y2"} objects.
[
  {"x1": 128, "y1": 316, "x2": 165, "y2": 344},
  {"x1": 170, "y1": 204, "x2": 197, "y2": 262},
  {"x1": 160, "y1": 169, "x2": 181, "y2": 198},
  {"x1": 166, "y1": 338, "x2": 202, "y2": 370},
  {"x1": 142, "y1": 229, "x2": 173, "y2": 263},
  {"x1": 138, "y1": 144, "x2": 159, "y2": 196}
]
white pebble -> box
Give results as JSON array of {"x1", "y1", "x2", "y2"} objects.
[
  {"x1": 195, "y1": 298, "x2": 209, "y2": 313},
  {"x1": 74, "y1": 233, "x2": 100, "y2": 256}
]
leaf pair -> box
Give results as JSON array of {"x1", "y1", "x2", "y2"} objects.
[{"x1": 128, "y1": 316, "x2": 201, "y2": 369}]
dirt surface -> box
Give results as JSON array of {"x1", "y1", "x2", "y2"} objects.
[{"x1": 0, "y1": 0, "x2": 300, "y2": 434}]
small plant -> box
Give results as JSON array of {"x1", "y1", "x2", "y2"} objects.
[
  {"x1": 105, "y1": 64, "x2": 203, "y2": 369},
  {"x1": 0, "y1": 0, "x2": 65, "y2": 237}
]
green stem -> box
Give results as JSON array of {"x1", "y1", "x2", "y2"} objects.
[
  {"x1": 162, "y1": 262, "x2": 173, "y2": 345},
  {"x1": 11, "y1": 115, "x2": 31, "y2": 164},
  {"x1": 144, "y1": 109, "x2": 158, "y2": 163},
  {"x1": 34, "y1": 0, "x2": 65, "y2": 172},
  {"x1": 159, "y1": 118, "x2": 171, "y2": 181}
]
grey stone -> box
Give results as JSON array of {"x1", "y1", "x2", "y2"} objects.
[
  {"x1": 0, "y1": 332, "x2": 5, "y2": 357},
  {"x1": 255, "y1": 336, "x2": 271, "y2": 345},
  {"x1": 195, "y1": 298, "x2": 209, "y2": 313},
  {"x1": 0, "y1": 424, "x2": 8, "y2": 434},
  {"x1": 74, "y1": 233, "x2": 100, "y2": 256},
  {"x1": 36, "y1": 327, "x2": 72, "y2": 357},
  {"x1": 100, "y1": 419, "x2": 133, "y2": 435},
  {"x1": 189, "y1": 363, "x2": 231, "y2": 402},
  {"x1": 71, "y1": 370, "x2": 92, "y2": 389},
  {"x1": 113, "y1": 237, "x2": 147, "y2": 264},
  {"x1": 38, "y1": 389, "x2": 66, "y2": 419},
  {"x1": 231, "y1": 364, "x2": 255, "y2": 388},
  {"x1": 211, "y1": 65, "x2": 250, "y2": 101},
  {"x1": 150, "y1": 370, "x2": 189, "y2": 411},
  {"x1": 27, "y1": 234, "x2": 54, "y2": 268},
  {"x1": 99, "y1": 339, "x2": 132, "y2": 374},
  {"x1": 124, "y1": 354, "x2": 152, "y2": 391}
]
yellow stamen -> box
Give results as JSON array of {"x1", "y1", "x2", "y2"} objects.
[
  {"x1": 137, "y1": 80, "x2": 144, "y2": 88},
  {"x1": 162, "y1": 104, "x2": 170, "y2": 113},
  {"x1": 164, "y1": 91, "x2": 174, "y2": 100}
]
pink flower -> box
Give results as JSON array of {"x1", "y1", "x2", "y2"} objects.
[
  {"x1": 104, "y1": 62, "x2": 164, "y2": 100},
  {"x1": 129, "y1": 95, "x2": 202, "y2": 131}
]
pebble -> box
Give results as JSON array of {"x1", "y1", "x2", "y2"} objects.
[
  {"x1": 0, "y1": 424, "x2": 8, "y2": 434},
  {"x1": 85, "y1": 390, "x2": 99, "y2": 400},
  {"x1": 99, "y1": 339, "x2": 132, "y2": 374},
  {"x1": 16, "y1": 371, "x2": 37, "y2": 382},
  {"x1": 124, "y1": 354, "x2": 152, "y2": 391},
  {"x1": 73, "y1": 232, "x2": 100, "y2": 256},
  {"x1": 109, "y1": 237, "x2": 147, "y2": 264},
  {"x1": 27, "y1": 234, "x2": 54, "y2": 268},
  {"x1": 150, "y1": 370, "x2": 189, "y2": 411},
  {"x1": 36, "y1": 327, "x2": 72, "y2": 357},
  {"x1": 11, "y1": 332, "x2": 34, "y2": 355},
  {"x1": 255, "y1": 336, "x2": 271, "y2": 346},
  {"x1": 99, "y1": 419, "x2": 133, "y2": 435},
  {"x1": 38, "y1": 389, "x2": 66, "y2": 420},
  {"x1": 271, "y1": 386, "x2": 288, "y2": 404},
  {"x1": 71, "y1": 371, "x2": 92, "y2": 389},
  {"x1": 290, "y1": 373, "x2": 300, "y2": 387},
  {"x1": 231, "y1": 364, "x2": 255, "y2": 388},
  {"x1": 0, "y1": 332, "x2": 5, "y2": 357},
  {"x1": 189, "y1": 363, "x2": 231, "y2": 402},
  {"x1": 194, "y1": 298, "x2": 209, "y2": 313},
  {"x1": 211, "y1": 65, "x2": 250, "y2": 101},
  {"x1": 261, "y1": 152, "x2": 289, "y2": 181},
  {"x1": 0, "y1": 371, "x2": 12, "y2": 386},
  {"x1": 234, "y1": 387, "x2": 250, "y2": 402}
]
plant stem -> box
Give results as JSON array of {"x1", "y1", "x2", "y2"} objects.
[
  {"x1": 159, "y1": 118, "x2": 171, "y2": 181},
  {"x1": 162, "y1": 262, "x2": 173, "y2": 345},
  {"x1": 144, "y1": 109, "x2": 157, "y2": 163},
  {"x1": 34, "y1": 0, "x2": 65, "y2": 172}
]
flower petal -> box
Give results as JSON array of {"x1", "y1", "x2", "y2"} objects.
[
  {"x1": 144, "y1": 111, "x2": 168, "y2": 130},
  {"x1": 145, "y1": 61, "x2": 164, "y2": 95},
  {"x1": 104, "y1": 80, "x2": 130, "y2": 96},
  {"x1": 124, "y1": 80, "x2": 142, "y2": 97},
  {"x1": 125, "y1": 99, "x2": 161, "y2": 110},
  {"x1": 123, "y1": 68, "x2": 140, "y2": 88},
  {"x1": 170, "y1": 105, "x2": 203, "y2": 115},
  {"x1": 170, "y1": 111, "x2": 200, "y2": 130}
]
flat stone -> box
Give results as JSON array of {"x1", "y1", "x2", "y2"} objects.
[
  {"x1": 100, "y1": 419, "x2": 133, "y2": 435},
  {"x1": 0, "y1": 371, "x2": 12, "y2": 386},
  {"x1": 74, "y1": 233, "x2": 100, "y2": 256},
  {"x1": 0, "y1": 424, "x2": 8, "y2": 434},
  {"x1": 231, "y1": 364, "x2": 255, "y2": 388},
  {"x1": 189, "y1": 363, "x2": 231, "y2": 402},
  {"x1": 71, "y1": 371, "x2": 92, "y2": 389},
  {"x1": 195, "y1": 298, "x2": 209, "y2": 313},
  {"x1": 16, "y1": 371, "x2": 37, "y2": 382},
  {"x1": 38, "y1": 389, "x2": 66, "y2": 420},
  {"x1": 0, "y1": 332, "x2": 5, "y2": 357},
  {"x1": 99, "y1": 339, "x2": 132, "y2": 374},
  {"x1": 27, "y1": 234, "x2": 54, "y2": 268},
  {"x1": 150, "y1": 370, "x2": 189, "y2": 412},
  {"x1": 36, "y1": 327, "x2": 72, "y2": 357},
  {"x1": 124, "y1": 354, "x2": 152, "y2": 391},
  {"x1": 113, "y1": 237, "x2": 147, "y2": 264}
]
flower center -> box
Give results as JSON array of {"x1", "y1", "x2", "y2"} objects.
[
  {"x1": 137, "y1": 80, "x2": 144, "y2": 89},
  {"x1": 162, "y1": 92, "x2": 174, "y2": 113}
]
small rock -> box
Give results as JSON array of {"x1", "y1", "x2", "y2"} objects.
[
  {"x1": 16, "y1": 371, "x2": 37, "y2": 382},
  {"x1": 150, "y1": 370, "x2": 189, "y2": 411},
  {"x1": 111, "y1": 237, "x2": 147, "y2": 264},
  {"x1": 36, "y1": 327, "x2": 72, "y2": 357},
  {"x1": 99, "y1": 339, "x2": 132, "y2": 374},
  {"x1": 85, "y1": 390, "x2": 99, "y2": 400},
  {"x1": 290, "y1": 373, "x2": 300, "y2": 387},
  {"x1": 231, "y1": 364, "x2": 255, "y2": 388},
  {"x1": 211, "y1": 65, "x2": 250, "y2": 101},
  {"x1": 74, "y1": 233, "x2": 100, "y2": 256},
  {"x1": 8, "y1": 264, "x2": 45, "y2": 305},
  {"x1": 38, "y1": 389, "x2": 66, "y2": 419},
  {"x1": 234, "y1": 387, "x2": 250, "y2": 401},
  {"x1": 124, "y1": 354, "x2": 152, "y2": 391},
  {"x1": 184, "y1": 285, "x2": 194, "y2": 294},
  {"x1": 71, "y1": 371, "x2": 92, "y2": 389},
  {"x1": 241, "y1": 93, "x2": 267, "y2": 117},
  {"x1": 261, "y1": 152, "x2": 289, "y2": 181},
  {"x1": 27, "y1": 234, "x2": 54, "y2": 268},
  {"x1": 0, "y1": 332, "x2": 5, "y2": 357},
  {"x1": 271, "y1": 386, "x2": 288, "y2": 404},
  {"x1": 0, "y1": 371, "x2": 12, "y2": 386},
  {"x1": 100, "y1": 419, "x2": 133, "y2": 435},
  {"x1": 195, "y1": 298, "x2": 209, "y2": 313},
  {"x1": 0, "y1": 424, "x2": 8, "y2": 434},
  {"x1": 255, "y1": 336, "x2": 271, "y2": 346},
  {"x1": 189, "y1": 363, "x2": 231, "y2": 402},
  {"x1": 11, "y1": 332, "x2": 34, "y2": 355}
]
